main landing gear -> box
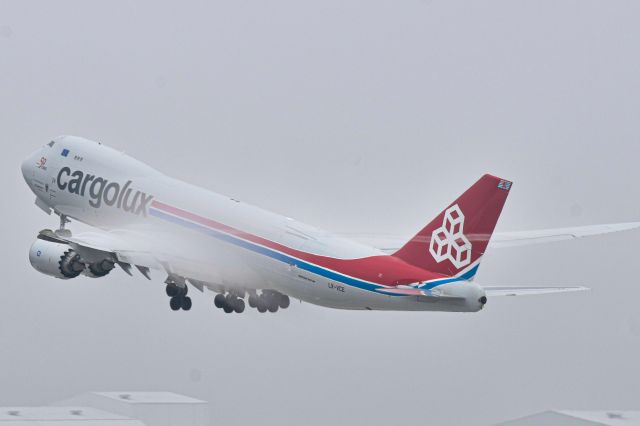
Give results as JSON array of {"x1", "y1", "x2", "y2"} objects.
[
  {"x1": 214, "y1": 292, "x2": 245, "y2": 314},
  {"x1": 163, "y1": 276, "x2": 291, "y2": 314},
  {"x1": 213, "y1": 290, "x2": 290, "y2": 314},
  {"x1": 247, "y1": 290, "x2": 289, "y2": 313},
  {"x1": 166, "y1": 282, "x2": 192, "y2": 311}
]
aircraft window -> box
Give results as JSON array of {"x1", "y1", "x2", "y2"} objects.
[{"x1": 47, "y1": 141, "x2": 55, "y2": 147}]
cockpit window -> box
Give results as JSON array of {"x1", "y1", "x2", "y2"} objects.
[{"x1": 47, "y1": 141, "x2": 55, "y2": 147}]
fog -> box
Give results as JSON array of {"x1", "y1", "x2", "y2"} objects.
[{"x1": 1, "y1": 1, "x2": 639, "y2": 425}]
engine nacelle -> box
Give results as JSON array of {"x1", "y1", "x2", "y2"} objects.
[
  {"x1": 29, "y1": 238, "x2": 85, "y2": 279},
  {"x1": 83, "y1": 258, "x2": 115, "y2": 278}
]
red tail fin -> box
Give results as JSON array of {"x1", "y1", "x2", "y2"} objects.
[{"x1": 393, "y1": 174, "x2": 512, "y2": 277}]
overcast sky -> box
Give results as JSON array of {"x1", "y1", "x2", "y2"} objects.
[{"x1": 1, "y1": 1, "x2": 639, "y2": 425}]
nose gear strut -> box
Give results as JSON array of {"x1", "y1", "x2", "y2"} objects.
[{"x1": 55, "y1": 214, "x2": 72, "y2": 238}]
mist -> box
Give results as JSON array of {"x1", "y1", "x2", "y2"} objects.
[{"x1": 1, "y1": 1, "x2": 639, "y2": 425}]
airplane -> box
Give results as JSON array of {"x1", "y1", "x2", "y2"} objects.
[{"x1": 20, "y1": 136, "x2": 639, "y2": 314}]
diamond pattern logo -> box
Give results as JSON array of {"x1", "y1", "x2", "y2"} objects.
[{"x1": 429, "y1": 204, "x2": 472, "y2": 268}]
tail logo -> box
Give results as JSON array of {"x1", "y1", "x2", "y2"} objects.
[{"x1": 429, "y1": 204, "x2": 472, "y2": 269}]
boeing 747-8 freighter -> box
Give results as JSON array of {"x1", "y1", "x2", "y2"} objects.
[{"x1": 21, "y1": 136, "x2": 638, "y2": 314}]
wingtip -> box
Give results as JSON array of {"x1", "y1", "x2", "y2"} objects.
[{"x1": 617, "y1": 222, "x2": 640, "y2": 231}]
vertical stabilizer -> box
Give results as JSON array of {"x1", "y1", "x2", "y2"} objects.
[{"x1": 392, "y1": 174, "x2": 512, "y2": 278}]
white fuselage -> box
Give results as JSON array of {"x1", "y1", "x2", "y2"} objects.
[{"x1": 22, "y1": 136, "x2": 485, "y2": 312}]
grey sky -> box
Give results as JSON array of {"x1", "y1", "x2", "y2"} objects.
[{"x1": 1, "y1": 1, "x2": 639, "y2": 425}]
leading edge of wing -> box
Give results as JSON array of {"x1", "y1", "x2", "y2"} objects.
[{"x1": 482, "y1": 285, "x2": 589, "y2": 297}]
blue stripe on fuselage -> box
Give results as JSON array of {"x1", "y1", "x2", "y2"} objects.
[{"x1": 419, "y1": 264, "x2": 479, "y2": 289}]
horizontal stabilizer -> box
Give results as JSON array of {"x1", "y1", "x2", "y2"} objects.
[{"x1": 482, "y1": 285, "x2": 589, "y2": 297}]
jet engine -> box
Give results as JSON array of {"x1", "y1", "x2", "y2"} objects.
[
  {"x1": 29, "y1": 238, "x2": 85, "y2": 279},
  {"x1": 29, "y1": 237, "x2": 117, "y2": 280},
  {"x1": 83, "y1": 258, "x2": 115, "y2": 278}
]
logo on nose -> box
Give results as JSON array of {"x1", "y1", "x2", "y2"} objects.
[
  {"x1": 36, "y1": 157, "x2": 47, "y2": 170},
  {"x1": 429, "y1": 204, "x2": 472, "y2": 269}
]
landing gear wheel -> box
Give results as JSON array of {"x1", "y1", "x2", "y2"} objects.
[
  {"x1": 170, "y1": 297, "x2": 182, "y2": 311},
  {"x1": 223, "y1": 305, "x2": 234, "y2": 314},
  {"x1": 248, "y1": 294, "x2": 257, "y2": 308},
  {"x1": 278, "y1": 294, "x2": 290, "y2": 309},
  {"x1": 268, "y1": 303, "x2": 279, "y2": 313},
  {"x1": 181, "y1": 296, "x2": 192, "y2": 311},
  {"x1": 233, "y1": 298, "x2": 245, "y2": 313},
  {"x1": 256, "y1": 297, "x2": 267, "y2": 313},
  {"x1": 166, "y1": 284, "x2": 179, "y2": 297},
  {"x1": 214, "y1": 294, "x2": 226, "y2": 309}
]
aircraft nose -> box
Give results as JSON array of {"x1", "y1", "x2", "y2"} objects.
[{"x1": 21, "y1": 148, "x2": 42, "y2": 183}]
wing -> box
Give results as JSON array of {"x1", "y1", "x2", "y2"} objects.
[
  {"x1": 38, "y1": 228, "x2": 161, "y2": 279},
  {"x1": 487, "y1": 222, "x2": 640, "y2": 248},
  {"x1": 482, "y1": 285, "x2": 589, "y2": 297},
  {"x1": 344, "y1": 222, "x2": 640, "y2": 253},
  {"x1": 38, "y1": 228, "x2": 251, "y2": 292}
]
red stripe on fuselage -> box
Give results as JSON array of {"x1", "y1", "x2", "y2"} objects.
[{"x1": 150, "y1": 200, "x2": 444, "y2": 286}]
